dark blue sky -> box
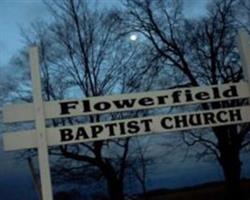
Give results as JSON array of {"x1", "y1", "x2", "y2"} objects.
[
  {"x1": 1, "y1": 0, "x2": 232, "y2": 199},
  {"x1": 0, "y1": 0, "x2": 48, "y2": 66},
  {"x1": 0, "y1": 0, "x2": 208, "y2": 67}
]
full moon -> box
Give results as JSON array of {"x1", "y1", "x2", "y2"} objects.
[{"x1": 130, "y1": 34, "x2": 138, "y2": 41}]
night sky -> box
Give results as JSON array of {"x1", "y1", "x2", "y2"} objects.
[
  {"x1": 2, "y1": 1, "x2": 249, "y2": 200},
  {"x1": 0, "y1": 0, "x2": 207, "y2": 66}
]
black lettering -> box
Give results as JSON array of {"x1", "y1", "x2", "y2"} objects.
[
  {"x1": 91, "y1": 125, "x2": 103, "y2": 138},
  {"x1": 216, "y1": 111, "x2": 228, "y2": 123},
  {"x1": 113, "y1": 99, "x2": 136, "y2": 109},
  {"x1": 185, "y1": 90, "x2": 193, "y2": 102},
  {"x1": 203, "y1": 112, "x2": 216, "y2": 124},
  {"x1": 157, "y1": 95, "x2": 169, "y2": 105},
  {"x1": 118, "y1": 122, "x2": 127, "y2": 135},
  {"x1": 127, "y1": 121, "x2": 140, "y2": 134},
  {"x1": 212, "y1": 87, "x2": 220, "y2": 99},
  {"x1": 82, "y1": 100, "x2": 91, "y2": 112},
  {"x1": 105, "y1": 123, "x2": 117, "y2": 136},
  {"x1": 138, "y1": 97, "x2": 154, "y2": 106},
  {"x1": 93, "y1": 101, "x2": 111, "y2": 111},
  {"x1": 60, "y1": 128, "x2": 74, "y2": 142},
  {"x1": 174, "y1": 115, "x2": 188, "y2": 128},
  {"x1": 189, "y1": 114, "x2": 202, "y2": 126},
  {"x1": 172, "y1": 91, "x2": 182, "y2": 103},
  {"x1": 75, "y1": 127, "x2": 89, "y2": 140},
  {"x1": 161, "y1": 117, "x2": 173, "y2": 129},
  {"x1": 223, "y1": 86, "x2": 238, "y2": 98},
  {"x1": 60, "y1": 101, "x2": 79, "y2": 115},
  {"x1": 195, "y1": 92, "x2": 209, "y2": 100},
  {"x1": 229, "y1": 109, "x2": 242, "y2": 121},
  {"x1": 141, "y1": 119, "x2": 153, "y2": 132}
]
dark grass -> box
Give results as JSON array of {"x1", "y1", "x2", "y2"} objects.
[{"x1": 136, "y1": 179, "x2": 250, "y2": 200}]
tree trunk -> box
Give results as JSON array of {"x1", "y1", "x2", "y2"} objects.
[
  {"x1": 219, "y1": 146, "x2": 244, "y2": 200},
  {"x1": 106, "y1": 176, "x2": 124, "y2": 200},
  {"x1": 100, "y1": 161, "x2": 124, "y2": 200}
]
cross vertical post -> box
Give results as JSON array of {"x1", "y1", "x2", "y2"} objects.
[
  {"x1": 237, "y1": 30, "x2": 250, "y2": 81},
  {"x1": 29, "y1": 46, "x2": 53, "y2": 200}
]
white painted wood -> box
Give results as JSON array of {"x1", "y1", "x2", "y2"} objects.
[
  {"x1": 3, "y1": 103, "x2": 34, "y2": 122},
  {"x1": 29, "y1": 47, "x2": 53, "y2": 200},
  {"x1": 237, "y1": 31, "x2": 250, "y2": 82},
  {"x1": 3, "y1": 82, "x2": 249, "y2": 123},
  {"x1": 3, "y1": 105, "x2": 250, "y2": 151},
  {"x1": 3, "y1": 130, "x2": 35, "y2": 150}
]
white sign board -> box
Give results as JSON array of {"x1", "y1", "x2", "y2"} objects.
[
  {"x1": 3, "y1": 82, "x2": 249, "y2": 123},
  {"x1": 3, "y1": 105, "x2": 249, "y2": 151}
]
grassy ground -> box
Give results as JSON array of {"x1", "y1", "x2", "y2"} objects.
[{"x1": 137, "y1": 179, "x2": 250, "y2": 200}]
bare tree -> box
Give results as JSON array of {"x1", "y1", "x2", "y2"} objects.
[
  {"x1": 124, "y1": 0, "x2": 250, "y2": 199},
  {"x1": 10, "y1": 1, "x2": 161, "y2": 199}
]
